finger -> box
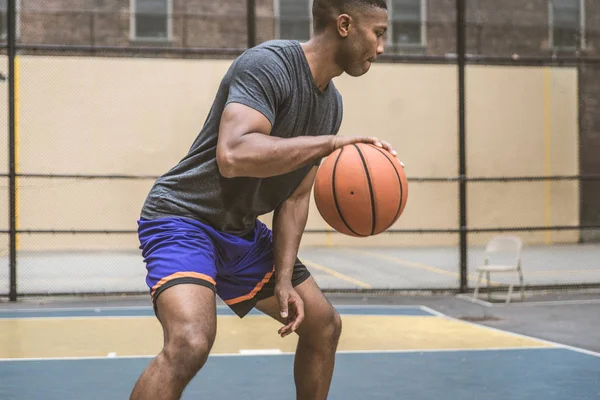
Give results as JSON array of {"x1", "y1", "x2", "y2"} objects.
[
  {"x1": 278, "y1": 312, "x2": 296, "y2": 336},
  {"x1": 380, "y1": 140, "x2": 397, "y2": 156},
  {"x1": 278, "y1": 294, "x2": 289, "y2": 319},
  {"x1": 369, "y1": 137, "x2": 384, "y2": 148},
  {"x1": 282, "y1": 298, "x2": 303, "y2": 336},
  {"x1": 277, "y1": 305, "x2": 295, "y2": 336},
  {"x1": 279, "y1": 299, "x2": 301, "y2": 337},
  {"x1": 290, "y1": 303, "x2": 305, "y2": 333},
  {"x1": 278, "y1": 321, "x2": 294, "y2": 336}
]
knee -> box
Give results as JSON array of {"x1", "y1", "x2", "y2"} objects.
[
  {"x1": 302, "y1": 306, "x2": 342, "y2": 347},
  {"x1": 163, "y1": 325, "x2": 214, "y2": 376},
  {"x1": 329, "y1": 309, "x2": 343, "y2": 343}
]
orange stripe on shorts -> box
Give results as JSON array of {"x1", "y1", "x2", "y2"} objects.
[
  {"x1": 151, "y1": 272, "x2": 216, "y2": 298},
  {"x1": 224, "y1": 270, "x2": 274, "y2": 305}
]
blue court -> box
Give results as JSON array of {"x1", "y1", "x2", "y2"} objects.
[{"x1": 0, "y1": 305, "x2": 598, "y2": 399}]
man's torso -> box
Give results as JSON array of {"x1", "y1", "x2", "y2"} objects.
[{"x1": 141, "y1": 40, "x2": 343, "y2": 236}]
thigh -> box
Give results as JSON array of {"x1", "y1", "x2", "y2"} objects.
[
  {"x1": 155, "y1": 283, "x2": 217, "y2": 348},
  {"x1": 138, "y1": 217, "x2": 219, "y2": 311},
  {"x1": 255, "y1": 275, "x2": 338, "y2": 336}
]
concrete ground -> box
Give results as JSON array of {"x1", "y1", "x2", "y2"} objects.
[{"x1": 0, "y1": 243, "x2": 598, "y2": 294}]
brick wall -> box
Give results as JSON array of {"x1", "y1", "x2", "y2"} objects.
[
  {"x1": 464, "y1": 0, "x2": 549, "y2": 57},
  {"x1": 425, "y1": 0, "x2": 456, "y2": 55},
  {"x1": 17, "y1": 0, "x2": 275, "y2": 49},
  {"x1": 20, "y1": 0, "x2": 129, "y2": 46}
]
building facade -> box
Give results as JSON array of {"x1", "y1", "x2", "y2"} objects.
[
  {"x1": 2, "y1": 1, "x2": 596, "y2": 57},
  {"x1": 1, "y1": 0, "x2": 599, "y2": 240}
]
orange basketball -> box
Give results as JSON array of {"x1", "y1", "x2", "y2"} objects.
[{"x1": 313, "y1": 143, "x2": 408, "y2": 237}]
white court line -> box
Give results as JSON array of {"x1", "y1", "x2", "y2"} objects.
[
  {"x1": 239, "y1": 349, "x2": 282, "y2": 355},
  {"x1": 456, "y1": 294, "x2": 600, "y2": 308},
  {"x1": 0, "y1": 305, "x2": 432, "y2": 320},
  {"x1": 0, "y1": 304, "x2": 429, "y2": 316},
  {"x1": 0, "y1": 304, "x2": 428, "y2": 313},
  {"x1": 432, "y1": 309, "x2": 600, "y2": 358},
  {"x1": 0, "y1": 305, "x2": 154, "y2": 313},
  {"x1": 3, "y1": 305, "x2": 595, "y2": 358},
  {"x1": 333, "y1": 305, "x2": 432, "y2": 309},
  {"x1": 0, "y1": 346, "x2": 559, "y2": 363},
  {"x1": 106, "y1": 352, "x2": 117, "y2": 358},
  {"x1": 418, "y1": 306, "x2": 446, "y2": 317},
  {"x1": 0, "y1": 316, "x2": 160, "y2": 321}
]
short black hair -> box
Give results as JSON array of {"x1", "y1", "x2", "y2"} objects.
[{"x1": 312, "y1": 0, "x2": 388, "y2": 33}]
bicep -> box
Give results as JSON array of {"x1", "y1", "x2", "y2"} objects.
[{"x1": 216, "y1": 102, "x2": 272, "y2": 157}]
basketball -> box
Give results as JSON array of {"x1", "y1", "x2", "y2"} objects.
[{"x1": 313, "y1": 143, "x2": 408, "y2": 237}]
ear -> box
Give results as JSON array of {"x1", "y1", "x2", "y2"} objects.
[{"x1": 336, "y1": 14, "x2": 352, "y2": 38}]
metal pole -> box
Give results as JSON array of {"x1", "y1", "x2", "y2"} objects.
[
  {"x1": 457, "y1": 0, "x2": 468, "y2": 293},
  {"x1": 247, "y1": 0, "x2": 256, "y2": 48},
  {"x1": 8, "y1": 0, "x2": 17, "y2": 301}
]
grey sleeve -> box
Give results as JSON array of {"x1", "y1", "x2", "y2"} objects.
[{"x1": 225, "y1": 49, "x2": 289, "y2": 125}]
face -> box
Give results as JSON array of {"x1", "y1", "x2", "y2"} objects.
[{"x1": 336, "y1": 6, "x2": 388, "y2": 77}]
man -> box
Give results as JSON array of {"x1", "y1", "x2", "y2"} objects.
[{"x1": 131, "y1": 1, "x2": 394, "y2": 399}]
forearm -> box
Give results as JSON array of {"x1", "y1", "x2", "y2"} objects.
[
  {"x1": 272, "y1": 193, "x2": 310, "y2": 284},
  {"x1": 218, "y1": 133, "x2": 333, "y2": 178}
]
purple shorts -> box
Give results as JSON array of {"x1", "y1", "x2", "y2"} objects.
[{"x1": 137, "y1": 217, "x2": 311, "y2": 318}]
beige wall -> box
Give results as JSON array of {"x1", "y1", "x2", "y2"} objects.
[
  {"x1": 465, "y1": 66, "x2": 579, "y2": 245},
  {"x1": 0, "y1": 56, "x2": 579, "y2": 250}
]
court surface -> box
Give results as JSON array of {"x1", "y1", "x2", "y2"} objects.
[
  {"x1": 1, "y1": 304, "x2": 598, "y2": 399},
  {"x1": 2, "y1": 243, "x2": 599, "y2": 294}
]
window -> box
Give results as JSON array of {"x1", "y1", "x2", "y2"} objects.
[
  {"x1": 275, "y1": 0, "x2": 427, "y2": 46},
  {"x1": 389, "y1": 0, "x2": 426, "y2": 47},
  {"x1": 131, "y1": 0, "x2": 171, "y2": 41},
  {"x1": 277, "y1": 0, "x2": 312, "y2": 41},
  {"x1": 549, "y1": 0, "x2": 585, "y2": 49}
]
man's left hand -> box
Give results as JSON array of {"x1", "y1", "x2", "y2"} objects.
[{"x1": 274, "y1": 282, "x2": 305, "y2": 338}]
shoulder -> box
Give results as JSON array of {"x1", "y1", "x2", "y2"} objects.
[{"x1": 234, "y1": 40, "x2": 300, "y2": 69}]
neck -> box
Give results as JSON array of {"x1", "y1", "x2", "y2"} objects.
[{"x1": 300, "y1": 34, "x2": 344, "y2": 92}]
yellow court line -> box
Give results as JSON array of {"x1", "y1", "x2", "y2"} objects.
[
  {"x1": 349, "y1": 249, "x2": 502, "y2": 286},
  {"x1": 15, "y1": 55, "x2": 19, "y2": 250},
  {"x1": 543, "y1": 67, "x2": 552, "y2": 245},
  {"x1": 302, "y1": 259, "x2": 373, "y2": 289}
]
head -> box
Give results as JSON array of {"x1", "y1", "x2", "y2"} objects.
[{"x1": 312, "y1": 0, "x2": 388, "y2": 76}]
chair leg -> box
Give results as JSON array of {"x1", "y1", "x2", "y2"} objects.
[
  {"x1": 473, "y1": 271, "x2": 483, "y2": 299},
  {"x1": 506, "y1": 283, "x2": 514, "y2": 304},
  {"x1": 518, "y1": 267, "x2": 525, "y2": 301},
  {"x1": 486, "y1": 272, "x2": 491, "y2": 301}
]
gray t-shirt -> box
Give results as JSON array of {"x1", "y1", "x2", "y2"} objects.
[{"x1": 140, "y1": 40, "x2": 344, "y2": 236}]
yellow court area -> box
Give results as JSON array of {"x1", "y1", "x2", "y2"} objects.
[{"x1": 0, "y1": 307, "x2": 552, "y2": 359}]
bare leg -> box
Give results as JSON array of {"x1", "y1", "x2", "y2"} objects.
[
  {"x1": 130, "y1": 284, "x2": 217, "y2": 400},
  {"x1": 256, "y1": 277, "x2": 342, "y2": 400}
]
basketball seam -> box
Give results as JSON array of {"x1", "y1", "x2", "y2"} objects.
[
  {"x1": 353, "y1": 144, "x2": 376, "y2": 236},
  {"x1": 332, "y1": 147, "x2": 360, "y2": 236},
  {"x1": 371, "y1": 145, "x2": 404, "y2": 224}
]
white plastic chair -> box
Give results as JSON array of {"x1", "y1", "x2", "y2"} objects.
[{"x1": 473, "y1": 236, "x2": 524, "y2": 303}]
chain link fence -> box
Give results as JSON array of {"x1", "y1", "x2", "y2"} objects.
[{"x1": 0, "y1": 0, "x2": 599, "y2": 299}]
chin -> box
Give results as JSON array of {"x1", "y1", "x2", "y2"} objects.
[{"x1": 345, "y1": 63, "x2": 371, "y2": 77}]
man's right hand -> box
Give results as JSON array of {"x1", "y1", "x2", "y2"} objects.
[{"x1": 331, "y1": 136, "x2": 397, "y2": 157}]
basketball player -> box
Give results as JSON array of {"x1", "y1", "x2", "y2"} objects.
[{"x1": 131, "y1": 1, "x2": 397, "y2": 399}]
